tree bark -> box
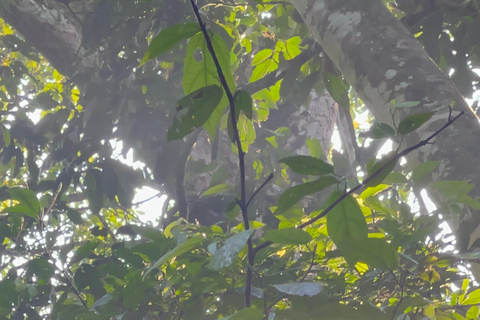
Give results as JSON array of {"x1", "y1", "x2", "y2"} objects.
[{"x1": 290, "y1": 0, "x2": 480, "y2": 251}]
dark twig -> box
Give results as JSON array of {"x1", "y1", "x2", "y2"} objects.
[
  {"x1": 246, "y1": 173, "x2": 274, "y2": 208},
  {"x1": 253, "y1": 110, "x2": 464, "y2": 255},
  {"x1": 189, "y1": 0, "x2": 256, "y2": 307}
]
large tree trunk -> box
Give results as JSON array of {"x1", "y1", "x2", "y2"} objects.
[{"x1": 290, "y1": 0, "x2": 480, "y2": 251}]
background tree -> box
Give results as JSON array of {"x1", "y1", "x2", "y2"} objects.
[{"x1": 0, "y1": 0, "x2": 480, "y2": 319}]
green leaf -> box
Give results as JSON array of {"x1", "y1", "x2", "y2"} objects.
[
  {"x1": 398, "y1": 112, "x2": 434, "y2": 134},
  {"x1": 140, "y1": 22, "x2": 201, "y2": 65},
  {"x1": 272, "y1": 282, "x2": 323, "y2": 297},
  {"x1": 144, "y1": 237, "x2": 203, "y2": 279},
  {"x1": 27, "y1": 258, "x2": 54, "y2": 285},
  {"x1": 168, "y1": 85, "x2": 223, "y2": 141},
  {"x1": 85, "y1": 170, "x2": 103, "y2": 215},
  {"x1": 462, "y1": 288, "x2": 480, "y2": 305},
  {"x1": 338, "y1": 237, "x2": 398, "y2": 270},
  {"x1": 412, "y1": 161, "x2": 439, "y2": 183},
  {"x1": 234, "y1": 90, "x2": 253, "y2": 119},
  {"x1": 5, "y1": 187, "x2": 40, "y2": 218},
  {"x1": 365, "y1": 152, "x2": 398, "y2": 188},
  {"x1": 89, "y1": 294, "x2": 113, "y2": 311},
  {"x1": 279, "y1": 155, "x2": 334, "y2": 175},
  {"x1": 323, "y1": 71, "x2": 349, "y2": 110},
  {"x1": 201, "y1": 183, "x2": 231, "y2": 197},
  {"x1": 276, "y1": 176, "x2": 338, "y2": 215},
  {"x1": 249, "y1": 59, "x2": 278, "y2": 82},
  {"x1": 0, "y1": 224, "x2": 11, "y2": 243},
  {"x1": 224, "y1": 308, "x2": 263, "y2": 320},
  {"x1": 251, "y1": 49, "x2": 273, "y2": 66},
  {"x1": 393, "y1": 101, "x2": 420, "y2": 108},
  {"x1": 265, "y1": 228, "x2": 312, "y2": 245},
  {"x1": 368, "y1": 122, "x2": 396, "y2": 139},
  {"x1": 466, "y1": 305, "x2": 479, "y2": 319},
  {"x1": 326, "y1": 192, "x2": 368, "y2": 245},
  {"x1": 183, "y1": 33, "x2": 235, "y2": 139},
  {"x1": 208, "y1": 229, "x2": 254, "y2": 270},
  {"x1": 71, "y1": 241, "x2": 99, "y2": 265}
]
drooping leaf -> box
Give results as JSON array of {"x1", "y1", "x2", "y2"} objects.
[
  {"x1": 140, "y1": 22, "x2": 201, "y2": 65},
  {"x1": 144, "y1": 237, "x2": 203, "y2": 279},
  {"x1": 367, "y1": 122, "x2": 396, "y2": 139},
  {"x1": 234, "y1": 90, "x2": 253, "y2": 119},
  {"x1": 323, "y1": 71, "x2": 349, "y2": 110},
  {"x1": 183, "y1": 33, "x2": 235, "y2": 138},
  {"x1": 201, "y1": 183, "x2": 231, "y2": 197},
  {"x1": 89, "y1": 294, "x2": 113, "y2": 311},
  {"x1": 208, "y1": 229, "x2": 254, "y2": 270},
  {"x1": 398, "y1": 112, "x2": 434, "y2": 134},
  {"x1": 168, "y1": 85, "x2": 223, "y2": 141},
  {"x1": 251, "y1": 49, "x2": 273, "y2": 66},
  {"x1": 71, "y1": 241, "x2": 100, "y2": 265},
  {"x1": 462, "y1": 288, "x2": 480, "y2": 305},
  {"x1": 275, "y1": 176, "x2": 338, "y2": 215},
  {"x1": 326, "y1": 191, "x2": 368, "y2": 245},
  {"x1": 412, "y1": 161, "x2": 439, "y2": 183},
  {"x1": 84, "y1": 170, "x2": 103, "y2": 215},
  {"x1": 265, "y1": 228, "x2": 312, "y2": 245},
  {"x1": 5, "y1": 187, "x2": 40, "y2": 219},
  {"x1": 279, "y1": 155, "x2": 334, "y2": 176},
  {"x1": 338, "y1": 237, "x2": 398, "y2": 270},
  {"x1": 393, "y1": 101, "x2": 420, "y2": 108},
  {"x1": 272, "y1": 282, "x2": 323, "y2": 297},
  {"x1": 365, "y1": 152, "x2": 398, "y2": 188}
]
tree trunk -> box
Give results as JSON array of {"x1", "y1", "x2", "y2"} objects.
[{"x1": 290, "y1": 0, "x2": 480, "y2": 251}]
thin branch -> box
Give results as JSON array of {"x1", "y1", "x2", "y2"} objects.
[
  {"x1": 253, "y1": 110, "x2": 464, "y2": 255},
  {"x1": 189, "y1": 0, "x2": 255, "y2": 307},
  {"x1": 246, "y1": 173, "x2": 274, "y2": 208}
]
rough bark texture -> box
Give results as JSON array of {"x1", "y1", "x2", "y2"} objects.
[
  {"x1": 7, "y1": 0, "x2": 96, "y2": 75},
  {"x1": 291, "y1": 0, "x2": 480, "y2": 250}
]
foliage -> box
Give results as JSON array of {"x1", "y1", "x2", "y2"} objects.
[{"x1": 0, "y1": 0, "x2": 479, "y2": 319}]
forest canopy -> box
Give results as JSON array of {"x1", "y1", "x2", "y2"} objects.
[{"x1": 1, "y1": 0, "x2": 480, "y2": 319}]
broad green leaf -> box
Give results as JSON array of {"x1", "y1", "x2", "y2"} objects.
[
  {"x1": 251, "y1": 48, "x2": 273, "y2": 66},
  {"x1": 201, "y1": 184, "x2": 231, "y2": 197},
  {"x1": 326, "y1": 192, "x2": 368, "y2": 245},
  {"x1": 306, "y1": 138, "x2": 323, "y2": 159},
  {"x1": 279, "y1": 155, "x2": 334, "y2": 175},
  {"x1": 462, "y1": 288, "x2": 480, "y2": 305},
  {"x1": 412, "y1": 161, "x2": 439, "y2": 183},
  {"x1": 272, "y1": 282, "x2": 322, "y2": 297},
  {"x1": 144, "y1": 237, "x2": 204, "y2": 279},
  {"x1": 265, "y1": 228, "x2": 312, "y2": 245},
  {"x1": 338, "y1": 237, "x2": 399, "y2": 270},
  {"x1": 249, "y1": 59, "x2": 278, "y2": 82},
  {"x1": 466, "y1": 306, "x2": 479, "y2": 319},
  {"x1": 224, "y1": 308, "x2": 263, "y2": 320},
  {"x1": 368, "y1": 122, "x2": 396, "y2": 139},
  {"x1": 365, "y1": 152, "x2": 398, "y2": 187},
  {"x1": 89, "y1": 294, "x2": 113, "y2": 311},
  {"x1": 398, "y1": 112, "x2": 434, "y2": 134},
  {"x1": 85, "y1": 170, "x2": 103, "y2": 215},
  {"x1": 433, "y1": 180, "x2": 474, "y2": 196},
  {"x1": 71, "y1": 241, "x2": 99, "y2": 265},
  {"x1": 208, "y1": 229, "x2": 254, "y2": 270},
  {"x1": 284, "y1": 36, "x2": 302, "y2": 60},
  {"x1": 323, "y1": 71, "x2": 349, "y2": 110},
  {"x1": 140, "y1": 22, "x2": 200, "y2": 65},
  {"x1": 168, "y1": 85, "x2": 223, "y2": 141},
  {"x1": 276, "y1": 176, "x2": 338, "y2": 215},
  {"x1": 183, "y1": 33, "x2": 235, "y2": 138},
  {"x1": 27, "y1": 258, "x2": 54, "y2": 285},
  {"x1": 5, "y1": 187, "x2": 40, "y2": 219},
  {"x1": 393, "y1": 101, "x2": 420, "y2": 108},
  {"x1": 234, "y1": 90, "x2": 253, "y2": 119}
]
